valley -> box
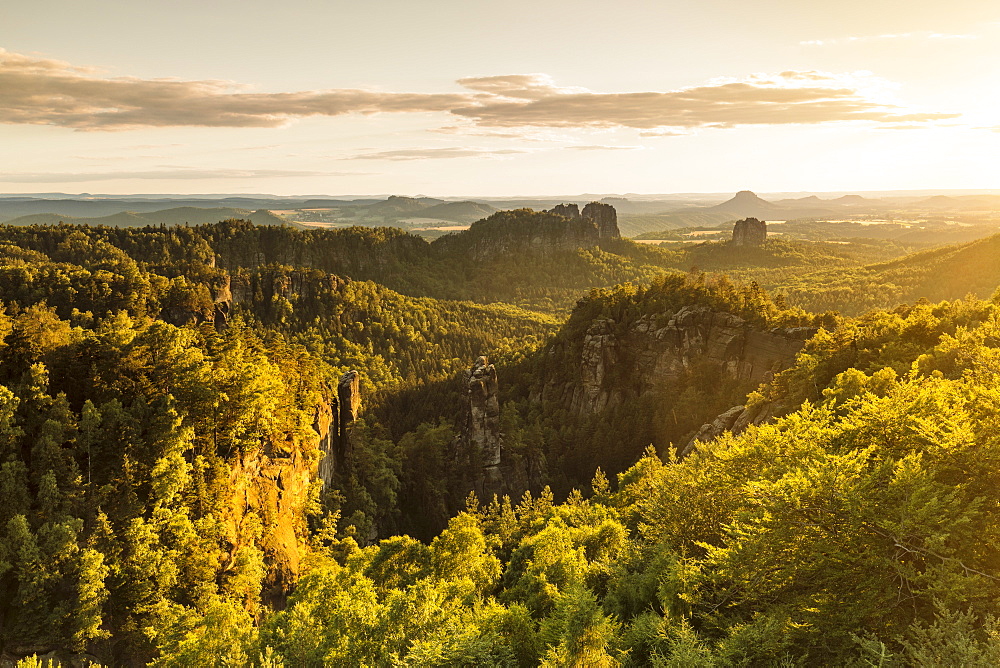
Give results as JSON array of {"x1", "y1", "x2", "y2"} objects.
[{"x1": 1, "y1": 197, "x2": 1000, "y2": 665}]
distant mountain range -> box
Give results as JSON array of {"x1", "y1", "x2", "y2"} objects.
[
  {"x1": 2, "y1": 207, "x2": 299, "y2": 228},
  {"x1": 355, "y1": 196, "x2": 497, "y2": 223},
  {"x1": 1, "y1": 191, "x2": 998, "y2": 235}
]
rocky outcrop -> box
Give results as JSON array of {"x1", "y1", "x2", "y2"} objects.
[
  {"x1": 315, "y1": 401, "x2": 338, "y2": 488},
  {"x1": 157, "y1": 273, "x2": 236, "y2": 330},
  {"x1": 338, "y1": 370, "x2": 361, "y2": 461},
  {"x1": 682, "y1": 405, "x2": 746, "y2": 457},
  {"x1": 549, "y1": 203, "x2": 581, "y2": 219},
  {"x1": 210, "y1": 274, "x2": 233, "y2": 330},
  {"x1": 456, "y1": 356, "x2": 504, "y2": 497},
  {"x1": 732, "y1": 217, "x2": 767, "y2": 246},
  {"x1": 582, "y1": 201, "x2": 620, "y2": 239},
  {"x1": 538, "y1": 305, "x2": 814, "y2": 416},
  {"x1": 436, "y1": 204, "x2": 620, "y2": 262},
  {"x1": 547, "y1": 201, "x2": 621, "y2": 240},
  {"x1": 313, "y1": 370, "x2": 362, "y2": 488},
  {"x1": 681, "y1": 399, "x2": 779, "y2": 457},
  {"x1": 227, "y1": 442, "x2": 314, "y2": 603}
]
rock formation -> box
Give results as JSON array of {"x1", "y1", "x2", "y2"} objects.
[
  {"x1": 211, "y1": 274, "x2": 233, "y2": 330},
  {"x1": 338, "y1": 370, "x2": 361, "y2": 461},
  {"x1": 436, "y1": 203, "x2": 620, "y2": 262},
  {"x1": 582, "y1": 201, "x2": 620, "y2": 239},
  {"x1": 547, "y1": 201, "x2": 621, "y2": 240},
  {"x1": 681, "y1": 400, "x2": 778, "y2": 457},
  {"x1": 228, "y1": 440, "x2": 314, "y2": 603},
  {"x1": 549, "y1": 203, "x2": 580, "y2": 219},
  {"x1": 732, "y1": 217, "x2": 767, "y2": 246},
  {"x1": 457, "y1": 356, "x2": 504, "y2": 497},
  {"x1": 538, "y1": 304, "x2": 814, "y2": 416},
  {"x1": 313, "y1": 370, "x2": 362, "y2": 488},
  {"x1": 156, "y1": 274, "x2": 235, "y2": 330}
]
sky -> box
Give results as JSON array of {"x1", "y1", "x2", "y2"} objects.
[{"x1": 1, "y1": 0, "x2": 998, "y2": 196}]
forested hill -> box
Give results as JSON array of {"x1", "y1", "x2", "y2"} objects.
[
  {"x1": 3, "y1": 207, "x2": 300, "y2": 229},
  {"x1": 775, "y1": 230, "x2": 1000, "y2": 314},
  {"x1": 0, "y1": 210, "x2": 680, "y2": 315},
  {"x1": 0, "y1": 215, "x2": 561, "y2": 664},
  {"x1": 0, "y1": 209, "x2": 968, "y2": 319},
  {"x1": 4, "y1": 209, "x2": 1000, "y2": 665}
]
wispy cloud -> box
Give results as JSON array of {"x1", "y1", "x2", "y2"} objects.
[
  {"x1": 0, "y1": 48, "x2": 465, "y2": 130},
  {"x1": 638, "y1": 129, "x2": 689, "y2": 137},
  {"x1": 801, "y1": 31, "x2": 976, "y2": 46},
  {"x1": 565, "y1": 145, "x2": 644, "y2": 151},
  {"x1": 0, "y1": 49, "x2": 959, "y2": 133},
  {"x1": 0, "y1": 168, "x2": 357, "y2": 183},
  {"x1": 450, "y1": 71, "x2": 958, "y2": 130},
  {"x1": 345, "y1": 147, "x2": 527, "y2": 161}
]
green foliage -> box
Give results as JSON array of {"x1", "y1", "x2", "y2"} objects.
[{"x1": 2, "y1": 214, "x2": 1000, "y2": 666}]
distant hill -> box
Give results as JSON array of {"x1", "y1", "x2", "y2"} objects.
[
  {"x1": 410, "y1": 200, "x2": 497, "y2": 223},
  {"x1": 599, "y1": 197, "x2": 688, "y2": 215},
  {"x1": 3, "y1": 207, "x2": 303, "y2": 229},
  {"x1": 781, "y1": 231, "x2": 1000, "y2": 314},
  {"x1": 832, "y1": 194, "x2": 884, "y2": 206},
  {"x1": 654, "y1": 191, "x2": 837, "y2": 228},
  {"x1": 707, "y1": 190, "x2": 783, "y2": 217},
  {"x1": 774, "y1": 195, "x2": 825, "y2": 207},
  {"x1": 363, "y1": 195, "x2": 445, "y2": 217}
]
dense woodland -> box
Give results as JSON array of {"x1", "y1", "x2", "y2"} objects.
[{"x1": 2, "y1": 212, "x2": 1000, "y2": 666}]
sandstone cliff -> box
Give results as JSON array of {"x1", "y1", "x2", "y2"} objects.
[
  {"x1": 537, "y1": 304, "x2": 813, "y2": 418},
  {"x1": 433, "y1": 203, "x2": 620, "y2": 262},
  {"x1": 314, "y1": 370, "x2": 361, "y2": 488},
  {"x1": 681, "y1": 399, "x2": 778, "y2": 457},
  {"x1": 455, "y1": 356, "x2": 504, "y2": 498},
  {"x1": 226, "y1": 441, "x2": 314, "y2": 603},
  {"x1": 732, "y1": 217, "x2": 767, "y2": 246}
]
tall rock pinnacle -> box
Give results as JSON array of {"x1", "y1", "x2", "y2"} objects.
[
  {"x1": 732, "y1": 217, "x2": 767, "y2": 246},
  {"x1": 457, "y1": 356, "x2": 503, "y2": 498}
]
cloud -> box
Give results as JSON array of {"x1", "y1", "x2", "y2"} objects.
[
  {"x1": 0, "y1": 168, "x2": 357, "y2": 183},
  {"x1": 801, "y1": 32, "x2": 976, "y2": 46},
  {"x1": 345, "y1": 147, "x2": 527, "y2": 161},
  {"x1": 0, "y1": 48, "x2": 467, "y2": 130},
  {"x1": 565, "y1": 145, "x2": 643, "y2": 151},
  {"x1": 0, "y1": 48, "x2": 959, "y2": 132},
  {"x1": 451, "y1": 71, "x2": 958, "y2": 130},
  {"x1": 456, "y1": 74, "x2": 588, "y2": 100},
  {"x1": 638, "y1": 130, "x2": 689, "y2": 137}
]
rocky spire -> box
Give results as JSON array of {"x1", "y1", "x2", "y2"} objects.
[
  {"x1": 582, "y1": 201, "x2": 620, "y2": 239},
  {"x1": 338, "y1": 370, "x2": 361, "y2": 463},
  {"x1": 458, "y1": 356, "x2": 503, "y2": 497},
  {"x1": 732, "y1": 217, "x2": 767, "y2": 246},
  {"x1": 549, "y1": 203, "x2": 581, "y2": 218},
  {"x1": 314, "y1": 370, "x2": 362, "y2": 488}
]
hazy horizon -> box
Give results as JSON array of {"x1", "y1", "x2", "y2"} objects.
[{"x1": 4, "y1": 188, "x2": 1000, "y2": 202}]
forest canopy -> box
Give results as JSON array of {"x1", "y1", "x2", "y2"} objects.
[{"x1": 1, "y1": 216, "x2": 1000, "y2": 666}]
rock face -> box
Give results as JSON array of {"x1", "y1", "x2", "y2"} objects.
[
  {"x1": 582, "y1": 202, "x2": 620, "y2": 239},
  {"x1": 538, "y1": 304, "x2": 814, "y2": 416},
  {"x1": 430, "y1": 203, "x2": 620, "y2": 262},
  {"x1": 227, "y1": 443, "x2": 314, "y2": 604},
  {"x1": 465, "y1": 357, "x2": 501, "y2": 467},
  {"x1": 313, "y1": 370, "x2": 362, "y2": 488},
  {"x1": 732, "y1": 217, "x2": 767, "y2": 246},
  {"x1": 549, "y1": 203, "x2": 581, "y2": 219},
  {"x1": 337, "y1": 370, "x2": 361, "y2": 463},
  {"x1": 548, "y1": 201, "x2": 621, "y2": 240},
  {"x1": 211, "y1": 274, "x2": 233, "y2": 330},
  {"x1": 457, "y1": 356, "x2": 504, "y2": 497},
  {"x1": 681, "y1": 400, "x2": 778, "y2": 457},
  {"x1": 314, "y1": 401, "x2": 338, "y2": 488}
]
